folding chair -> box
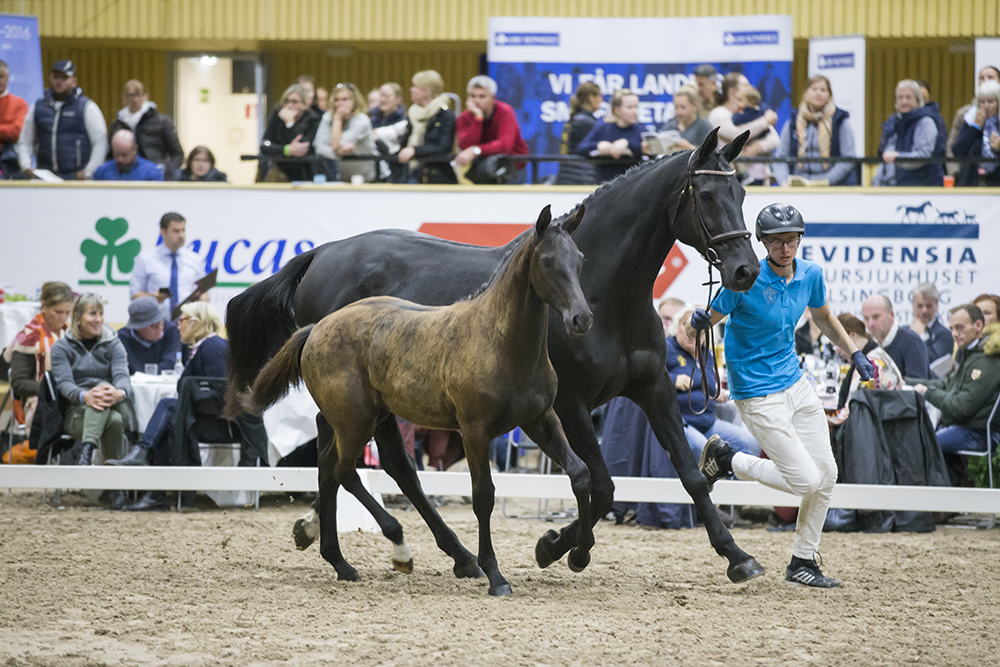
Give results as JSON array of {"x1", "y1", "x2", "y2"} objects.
[
  {"x1": 500, "y1": 429, "x2": 575, "y2": 522},
  {"x1": 2, "y1": 368, "x2": 28, "y2": 466},
  {"x1": 956, "y1": 390, "x2": 1000, "y2": 489}
]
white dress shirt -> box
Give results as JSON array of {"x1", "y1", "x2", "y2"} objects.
[{"x1": 129, "y1": 243, "x2": 204, "y2": 321}]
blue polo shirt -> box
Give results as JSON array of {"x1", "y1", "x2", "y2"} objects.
[
  {"x1": 92, "y1": 156, "x2": 164, "y2": 181},
  {"x1": 712, "y1": 257, "x2": 827, "y2": 400}
]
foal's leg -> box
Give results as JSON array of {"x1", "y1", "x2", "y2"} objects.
[
  {"x1": 632, "y1": 374, "x2": 764, "y2": 583},
  {"x1": 293, "y1": 414, "x2": 328, "y2": 551},
  {"x1": 316, "y1": 427, "x2": 360, "y2": 582},
  {"x1": 463, "y1": 425, "x2": 511, "y2": 596},
  {"x1": 374, "y1": 416, "x2": 483, "y2": 578},
  {"x1": 520, "y1": 407, "x2": 595, "y2": 573}
]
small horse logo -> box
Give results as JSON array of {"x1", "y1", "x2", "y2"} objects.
[
  {"x1": 964, "y1": 211, "x2": 977, "y2": 224},
  {"x1": 897, "y1": 201, "x2": 933, "y2": 223},
  {"x1": 936, "y1": 208, "x2": 960, "y2": 223}
]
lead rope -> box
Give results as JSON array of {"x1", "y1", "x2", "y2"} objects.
[{"x1": 689, "y1": 245, "x2": 724, "y2": 416}]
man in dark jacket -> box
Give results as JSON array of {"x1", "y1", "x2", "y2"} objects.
[
  {"x1": 109, "y1": 79, "x2": 184, "y2": 180},
  {"x1": 910, "y1": 304, "x2": 1000, "y2": 456},
  {"x1": 117, "y1": 296, "x2": 181, "y2": 375},
  {"x1": 862, "y1": 295, "x2": 930, "y2": 378},
  {"x1": 903, "y1": 282, "x2": 954, "y2": 364}
]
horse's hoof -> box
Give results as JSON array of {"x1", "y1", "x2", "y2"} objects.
[
  {"x1": 567, "y1": 547, "x2": 591, "y2": 573},
  {"x1": 535, "y1": 530, "x2": 560, "y2": 569},
  {"x1": 489, "y1": 583, "x2": 513, "y2": 597},
  {"x1": 292, "y1": 518, "x2": 317, "y2": 551},
  {"x1": 453, "y1": 559, "x2": 485, "y2": 579},
  {"x1": 727, "y1": 557, "x2": 766, "y2": 583},
  {"x1": 392, "y1": 558, "x2": 414, "y2": 575},
  {"x1": 336, "y1": 565, "x2": 361, "y2": 582}
]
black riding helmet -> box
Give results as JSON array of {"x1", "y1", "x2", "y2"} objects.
[{"x1": 755, "y1": 203, "x2": 805, "y2": 241}]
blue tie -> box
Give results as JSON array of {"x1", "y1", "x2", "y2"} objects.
[{"x1": 169, "y1": 252, "x2": 179, "y2": 317}]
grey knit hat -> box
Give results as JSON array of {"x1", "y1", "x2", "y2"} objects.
[{"x1": 125, "y1": 296, "x2": 163, "y2": 330}]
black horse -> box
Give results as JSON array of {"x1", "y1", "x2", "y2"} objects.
[{"x1": 226, "y1": 128, "x2": 766, "y2": 583}]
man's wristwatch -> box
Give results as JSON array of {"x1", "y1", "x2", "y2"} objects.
[{"x1": 471, "y1": 146, "x2": 482, "y2": 156}]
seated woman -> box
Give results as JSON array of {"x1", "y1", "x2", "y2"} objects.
[
  {"x1": 315, "y1": 82, "x2": 378, "y2": 183},
  {"x1": 259, "y1": 83, "x2": 321, "y2": 182},
  {"x1": 115, "y1": 302, "x2": 228, "y2": 511},
  {"x1": 555, "y1": 81, "x2": 602, "y2": 185},
  {"x1": 180, "y1": 145, "x2": 228, "y2": 182},
  {"x1": 576, "y1": 89, "x2": 646, "y2": 184},
  {"x1": 950, "y1": 81, "x2": 1000, "y2": 187},
  {"x1": 827, "y1": 313, "x2": 902, "y2": 426},
  {"x1": 974, "y1": 293, "x2": 1000, "y2": 326},
  {"x1": 658, "y1": 85, "x2": 711, "y2": 153},
  {"x1": 49, "y1": 294, "x2": 133, "y2": 507},
  {"x1": 707, "y1": 72, "x2": 779, "y2": 151},
  {"x1": 395, "y1": 70, "x2": 459, "y2": 185},
  {"x1": 873, "y1": 79, "x2": 946, "y2": 187},
  {"x1": 772, "y1": 75, "x2": 858, "y2": 187}
]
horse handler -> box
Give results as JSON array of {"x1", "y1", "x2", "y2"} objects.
[{"x1": 689, "y1": 203, "x2": 874, "y2": 588}]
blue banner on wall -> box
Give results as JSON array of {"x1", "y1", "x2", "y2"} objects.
[{"x1": 0, "y1": 14, "x2": 43, "y2": 104}]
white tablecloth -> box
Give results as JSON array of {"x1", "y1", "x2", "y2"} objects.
[
  {"x1": 130, "y1": 372, "x2": 180, "y2": 431},
  {"x1": 0, "y1": 301, "x2": 41, "y2": 350}
]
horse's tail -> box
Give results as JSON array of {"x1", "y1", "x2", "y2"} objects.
[
  {"x1": 225, "y1": 247, "x2": 319, "y2": 415},
  {"x1": 239, "y1": 324, "x2": 316, "y2": 417}
]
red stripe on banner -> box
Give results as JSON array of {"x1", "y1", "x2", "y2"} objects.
[{"x1": 417, "y1": 223, "x2": 530, "y2": 247}]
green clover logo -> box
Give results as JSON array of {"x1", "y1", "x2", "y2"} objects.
[{"x1": 80, "y1": 217, "x2": 142, "y2": 286}]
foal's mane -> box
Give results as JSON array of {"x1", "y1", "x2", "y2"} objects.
[{"x1": 464, "y1": 229, "x2": 534, "y2": 300}]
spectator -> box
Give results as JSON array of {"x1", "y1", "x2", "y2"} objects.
[
  {"x1": 946, "y1": 65, "x2": 1000, "y2": 173},
  {"x1": 873, "y1": 79, "x2": 945, "y2": 186},
  {"x1": 0, "y1": 58, "x2": 28, "y2": 178},
  {"x1": 903, "y1": 282, "x2": 954, "y2": 364},
  {"x1": 3, "y1": 281, "x2": 73, "y2": 402},
  {"x1": 315, "y1": 82, "x2": 378, "y2": 183},
  {"x1": 130, "y1": 212, "x2": 207, "y2": 323},
  {"x1": 315, "y1": 86, "x2": 329, "y2": 112},
  {"x1": 50, "y1": 294, "x2": 132, "y2": 502},
  {"x1": 659, "y1": 85, "x2": 711, "y2": 153},
  {"x1": 693, "y1": 64, "x2": 719, "y2": 119},
  {"x1": 773, "y1": 75, "x2": 857, "y2": 187},
  {"x1": 555, "y1": 81, "x2": 602, "y2": 185},
  {"x1": 16, "y1": 60, "x2": 108, "y2": 180},
  {"x1": 371, "y1": 82, "x2": 406, "y2": 182},
  {"x1": 92, "y1": 128, "x2": 164, "y2": 181},
  {"x1": 296, "y1": 75, "x2": 319, "y2": 113},
  {"x1": 259, "y1": 83, "x2": 320, "y2": 182},
  {"x1": 707, "y1": 72, "x2": 778, "y2": 151},
  {"x1": 950, "y1": 81, "x2": 1000, "y2": 187},
  {"x1": 396, "y1": 70, "x2": 457, "y2": 185},
  {"x1": 116, "y1": 302, "x2": 229, "y2": 510},
  {"x1": 729, "y1": 86, "x2": 776, "y2": 185},
  {"x1": 109, "y1": 79, "x2": 183, "y2": 180},
  {"x1": 455, "y1": 75, "x2": 529, "y2": 184},
  {"x1": 973, "y1": 293, "x2": 1000, "y2": 326},
  {"x1": 366, "y1": 88, "x2": 381, "y2": 112},
  {"x1": 909, "y1": 304, "x2": 1000, "y2": 457},
  {"x1": 861, "y1": 294, "x2": 930, "y2": 378},
  {"x1": 829, "y1": 313, "x2": 903, "y2": 422},
  {"x1": 180, "y1": 145, "x2": 227, "y2": 182},
  {"x1": 116, "y1": 296, "x2": 181, "y2": 375},
  {"x1": 916, "y1": 79, "x2": 949, "y2": 161},
  {"x1": 576, "y1": 89, "x2": 645, "y2": 184},
  {"x1": 657, "y1": 297, "x2": 686, "y2": 334}
]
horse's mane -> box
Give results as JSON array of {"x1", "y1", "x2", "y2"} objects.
[{"x1": 464, "y1": 228, "x2": 534, "y2": 300}]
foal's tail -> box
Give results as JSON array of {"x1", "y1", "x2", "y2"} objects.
[
  {"x1": 239, "y1": 325, "x2": 315, "y2": 418},
  {"x1": 225, "y1": 247, "x2": 320, "y2": 416}
]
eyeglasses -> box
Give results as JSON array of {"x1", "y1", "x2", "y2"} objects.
[{"x1": 764, "y1": 237, "x2": 801, "y2": 249}]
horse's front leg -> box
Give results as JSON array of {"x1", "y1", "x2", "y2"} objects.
[
  {"x1": 463, "y1": 425, "x2": 511, "y2": 596},
  {"x1": 374, "y1": 416, "x2": 482, "y2": 579},
  {"x1": 533, "y1": 398, "x2": 614, "y2": 569},
  {"x1": 632, "y1": 373, "x2": 765, "y2": 583},
  {"x1": 316, "y1": 429, "x2": 359, "y2": 582},
  {"x1": 520, "y1": 407, "x2": 594, "y2": 573}
]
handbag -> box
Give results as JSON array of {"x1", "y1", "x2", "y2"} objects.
[{"x1": 464, "y1": 154, "x2": 515, "y2": 185}]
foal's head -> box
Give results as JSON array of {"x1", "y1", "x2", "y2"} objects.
[{"x1": 530, "y1": 205, "x2": 592, "y2": 337}]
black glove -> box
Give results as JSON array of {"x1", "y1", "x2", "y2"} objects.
[
  {"x1": 851, "y1": 350, "x2": 874, "y2": 381},
  {"x1": 690, "y1": 308, "x2": 713, "y2": 331}
]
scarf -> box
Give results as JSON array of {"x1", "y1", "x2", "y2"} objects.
[
  {"x1": 118, "y1": 101, "x2": 152, "y2": 130},
  {"x1": 2, "y1": 313, "x2": 66, "y2": 379},
  {"x1": 796, "y1": 99, "x2": 836, "y2": 169},
  {"x1": 405, "y1": 94, "x2": 452, "y2": 158},
  {"x1": 982, "y1": 115, "x2": 999, "y2": 174}
]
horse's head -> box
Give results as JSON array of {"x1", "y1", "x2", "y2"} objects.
[
  {"x1": 531, "y1": 204, "x2": 592, "y2": 336},
  {"x1": 672, "y1": 128, "x2": 760, "y2": 293}
]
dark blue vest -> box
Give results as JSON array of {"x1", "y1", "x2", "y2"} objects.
[
  {"x1": 33, "y1": 87, "x2": 92, "y2": 176},
  {"x1": 787, "y1": 107, "x2": 856, "y2": 185},
  {"x1": 878, "y1": 105, "x2": 945, "y2": 186}
]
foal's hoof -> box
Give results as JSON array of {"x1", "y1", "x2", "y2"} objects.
[
  {"x1": 292, "y1": 518, "x2": 318, "y2": 551},
  {"x1": 567, "y1": 547, "x2": 591, "y2": 573},
  {"x1": 489, "y1": 583, "x2": 513, "y2": 597},
  {"x1": 535, "y1": 530, "x2": 560, "y2": 569},
  {"x1": 454, "y1": 558, "x2": 485, "y2": 579},
  {"x1": 392, "y1": 558, "x2": 414, "y2": 575},
  {"x1": 727, "y1": 557, "x2": 766, "y2": 583}
]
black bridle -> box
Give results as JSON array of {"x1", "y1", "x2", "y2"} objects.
[{"x1": 673, "y1": 150, "x2": 751, "y2": 415}]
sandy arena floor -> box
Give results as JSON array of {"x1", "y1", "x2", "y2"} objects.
[{"x1": 1, "y1": 491, "x2": 998, "y2": 667}]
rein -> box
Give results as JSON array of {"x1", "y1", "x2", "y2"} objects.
[{"x1": 673, "y1": 150, "x2": 749, "y2": 415}]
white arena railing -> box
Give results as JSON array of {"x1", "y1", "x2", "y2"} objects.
[{"x1": 2, "y1": 467, "x2": 998, "y2": 514}]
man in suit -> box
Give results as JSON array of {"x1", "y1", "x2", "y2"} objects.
[
  {"x1": 904, "y1": 282, "x2": 954, "y2": 364},
  {"x1": 862, "y1": 294, "x2": 930, "y2": 378}
]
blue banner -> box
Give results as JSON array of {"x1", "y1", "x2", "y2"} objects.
[{"x1": 0, "y1": 14, "x2": 43, "y2": 104}]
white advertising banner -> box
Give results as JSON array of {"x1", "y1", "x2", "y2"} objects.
[
  {"x1": 0, "y1": 185, "x2": 994, "y2": 328},
  {"x1": 808, "y1": 34, "x2": 866, "y2": 156}
]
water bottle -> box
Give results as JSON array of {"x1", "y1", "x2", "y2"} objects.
[
  {"x1": 824, "y1": 358, "x2": 839, "y2": 395},
  {"x1": 173, "y1": 351, "x2": 184, "y2": 376}
]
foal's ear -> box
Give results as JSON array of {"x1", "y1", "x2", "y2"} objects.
[
  {"x1": 723, "y1": 130, "x2": 751, "y2": 163},
  {"x1": 562, "y1": 204, "x2": 585, "y2": 235},
  {"x1": 695, "y1": 126, "x2": 720, "y2": 163},
  {"x1": 535, "y1": 204, "x2": 552, "y2": 238}
]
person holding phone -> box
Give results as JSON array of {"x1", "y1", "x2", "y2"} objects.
[{"x1": 129, "y1": 212, "x2": 208, "y2": 322}]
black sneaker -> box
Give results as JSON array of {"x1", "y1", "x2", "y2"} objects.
[
  {"x1": 785, "y1": 559, "x2": 841, "y2": 588},
  {"x1": 698, "y1": 434, "x2": 733, "y2": 492}
]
